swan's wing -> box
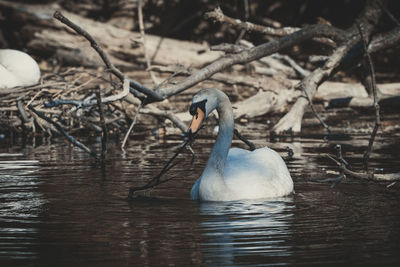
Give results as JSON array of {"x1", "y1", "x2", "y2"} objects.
[
  {"x1": 0, "y1": 65, "x2": 19, "y2": 89},
  {"x1": 224, "y1": 147, "x2": 293, "y2": 198}
]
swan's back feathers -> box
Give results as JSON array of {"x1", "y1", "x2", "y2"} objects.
[
  {"x1": 0, "y1": 49, "x2": 40, "y2": 89},
  {"x1": 224, "y1": 147, "x2": 293, "y2": 199}
]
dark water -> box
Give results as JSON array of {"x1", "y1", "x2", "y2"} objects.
[{"x1": 1, "y1": 123, "x2": 400, "y2": 266}]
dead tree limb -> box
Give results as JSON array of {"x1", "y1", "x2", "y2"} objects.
[
  {"x1": 53, "y1": 11, "x2": 162, "y2": 102},
  {"x1": 155, "y1": 23, "x2": 345, "y2": 102},
  {"x1": 53, "y1": 9, "x2": 344, "y2": 108},
  {"x1": 205, "y1": 6, "x2": 336, "y2": 47},
  {"x1": 326, "y1": 153, "x2": 400, "y2": 182},
  {"x1": 205, "y1": 6, "x2": 300, "y2": 37},
  {"x1": 272, "y1": 0, "x2": 384, "y2": 134}
]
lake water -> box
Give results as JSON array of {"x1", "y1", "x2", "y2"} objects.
[{"x1": 1, "y1": 116, "x2": 400, "y2": 266}]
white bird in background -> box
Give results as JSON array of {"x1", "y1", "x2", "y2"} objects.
[
  {"x1": 187, "y1": 88, "x2": 294, "y2": 201},
  {"x1": 0, "y1": 49, "x2": 41, "y2": 89}
]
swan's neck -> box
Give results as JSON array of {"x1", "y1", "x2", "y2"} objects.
[{"x1": 203, "y1": 100, "x2": 234, "y2": 177}]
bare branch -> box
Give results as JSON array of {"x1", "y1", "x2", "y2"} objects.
[
  {"x1": 155, "y1": 23, "x2": 345, "y2": 102},
  {"x1": 53, "y1": 11, "x2": 163, "y2": 102},
  {"x1": 28, "y1": 105, "x2": 99, "y2": 159},
  {"x1": 272, "y1": 0, "x2": 383, "y2": 134},
  {"x1": 127, "y1": 139, "x2": 193, "y2": 199},
  {"x1": 137, "y1": 0, "x2": 158, "y2": 85},
  {"x1": 121, "y1": 103, "x2": 143, "y2": 150},
  {"x1": 234, "y1": 129, "x2": 256, "y2": 151},
  {"x1": 205, "y1": 6, "x2": 300, "y2": 37},
  {"x1": 357, "y1": 23, "x2": 381, "y2": 168}
]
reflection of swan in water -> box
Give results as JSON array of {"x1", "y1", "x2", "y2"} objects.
[
  {"x1": 0, "y1": 49, "x2": 41, "y2": 89},
  {"x1": 198, "y1": 198, "x2": 294, "y2": 265},
  {"x1": 188, "y1": 88, "x2": 293, "y2": 201}
]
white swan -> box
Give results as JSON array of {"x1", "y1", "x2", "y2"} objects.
[
  {"x1": 0, "y1": 49, "x2": 40, "y2": 89},
  {"x1": 188, "y1": 88, "x2": 294, "y2": 201}
]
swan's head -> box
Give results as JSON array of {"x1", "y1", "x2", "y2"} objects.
[{"x1": 187, "y1": 88, "x2": 225, "y2": 134}]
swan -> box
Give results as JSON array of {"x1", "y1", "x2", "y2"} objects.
[
  {"x1": 188, "y1": 88, "x2": 294, "y2": 201},
  {"x1": 0, "y1": 49, "x2": 40, "y2": 89}
]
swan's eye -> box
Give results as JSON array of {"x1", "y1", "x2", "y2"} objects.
[{"x1": 189, "y1": 99, "x2": 207, "y2": 116}]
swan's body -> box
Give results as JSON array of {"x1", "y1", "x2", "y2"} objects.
[
  {"x1": 0, "y1": 49, "x2": 40, "y2": 89},
  {"x1": 188, "y1": 88, "x2": 293, "y2": 201}
]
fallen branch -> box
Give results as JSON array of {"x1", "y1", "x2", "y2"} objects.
[
  {"x1": 53, "y1": 10, "x2": 162, "y2": 102},
  {"x1": 155, "y1": 23, "x2": 345, "y2": 102},
  {"x1": 205, "y1": 6, "x2": 336, "y2": 47},
  {"x1": 205, "y1": 6, "x2": 300, "y2": 37},
  {"x1": 326, "y1": 153, "x2": 400, "y2": 182},
  {"x1": 28, "y1": 105, "x2": 99, "y2": 159},
  {"x1": 127, "y1": 139, "x2": 194, "y2": 199},
  {"x1": 272, "y1": 0, "x2": 384, "y2": 134}
]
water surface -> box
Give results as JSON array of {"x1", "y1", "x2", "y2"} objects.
[{"x1": 1, "y1": 121, "x2": 400, "y2": 266}]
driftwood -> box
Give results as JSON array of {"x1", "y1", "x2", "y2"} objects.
[
  {"x1": 233, "y1": 82, "x2": 400, "y2": 119},
  {"x1": 272, "y1": 0, "x2": 400, "y2": 133},
  {"x1": 2, "y1": 0, "x2": 399, "y2": 122},
  {"x1": 0, "y1": 1, "x2": 221, "y2": 70},
  {"x1": 1, "y1": 0, "x2": 400, "y2": 190}
]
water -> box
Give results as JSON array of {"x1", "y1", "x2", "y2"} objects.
[{"x1": 1, "y1": 120, "x2": 400, "y2": 266}]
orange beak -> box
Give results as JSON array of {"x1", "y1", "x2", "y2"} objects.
[{"x1": 188, "y1": 107, "x2": 205, "y2": 134}]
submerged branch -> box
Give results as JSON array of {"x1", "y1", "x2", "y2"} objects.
[{"x1": 127, "y1": 139, "x2": 194, "y2": 199}]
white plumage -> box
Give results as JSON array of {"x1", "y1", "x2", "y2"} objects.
[
  {"x1": 188, "y1": 88, "x2": 294, "y2": 201},
  {"x1": 0, "y1": 49, "x2": 41, "y2": 89}
]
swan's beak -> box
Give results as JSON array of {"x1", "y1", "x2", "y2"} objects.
[{"x1": 188, "y1": 107, "x2": 205, "y2": 134}]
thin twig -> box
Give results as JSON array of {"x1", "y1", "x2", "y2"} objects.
[
  {"x1": 45, "y1": 78, "x2": 130, "y2": 108},
  {"x1": 95, "y1": 89, "x2": 108, "y2": 160},
  {"x1": 138, "y1": 0, "x2": 158, "y2": 85},
  {"x1": 357, "y1": 23, "x2": 380, "y2": 168},
  {"x1": 233, "y1": 128, "x2": 256, "y2": 151},
  {"x1": 326, "y1": 153, "x2": 400, "y2": 182},
  {"x1": 235, "y1": 0, "x2": 250, "y2": 44},
  {"x1": 205, "y1": 6, "x2": 300, "y2": 37},
  {"x1": 53, "y1": 11, "x2": 162, "y2": 102},
  {"x1": 298, "y1": 83, "x2": 331, "y2": 133},
  {"x1": 330, "y1": 144, "x2": 346, "y2": 188},
  {"x1": 121, "y1": 103, "x2": 143, "y2": 150},
  {"x1": 378, "y1": 1, "x2": 400, "y2": 27},
  {"x1": 127, "y1": 139, "x2": 193, "y2": 199}
]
